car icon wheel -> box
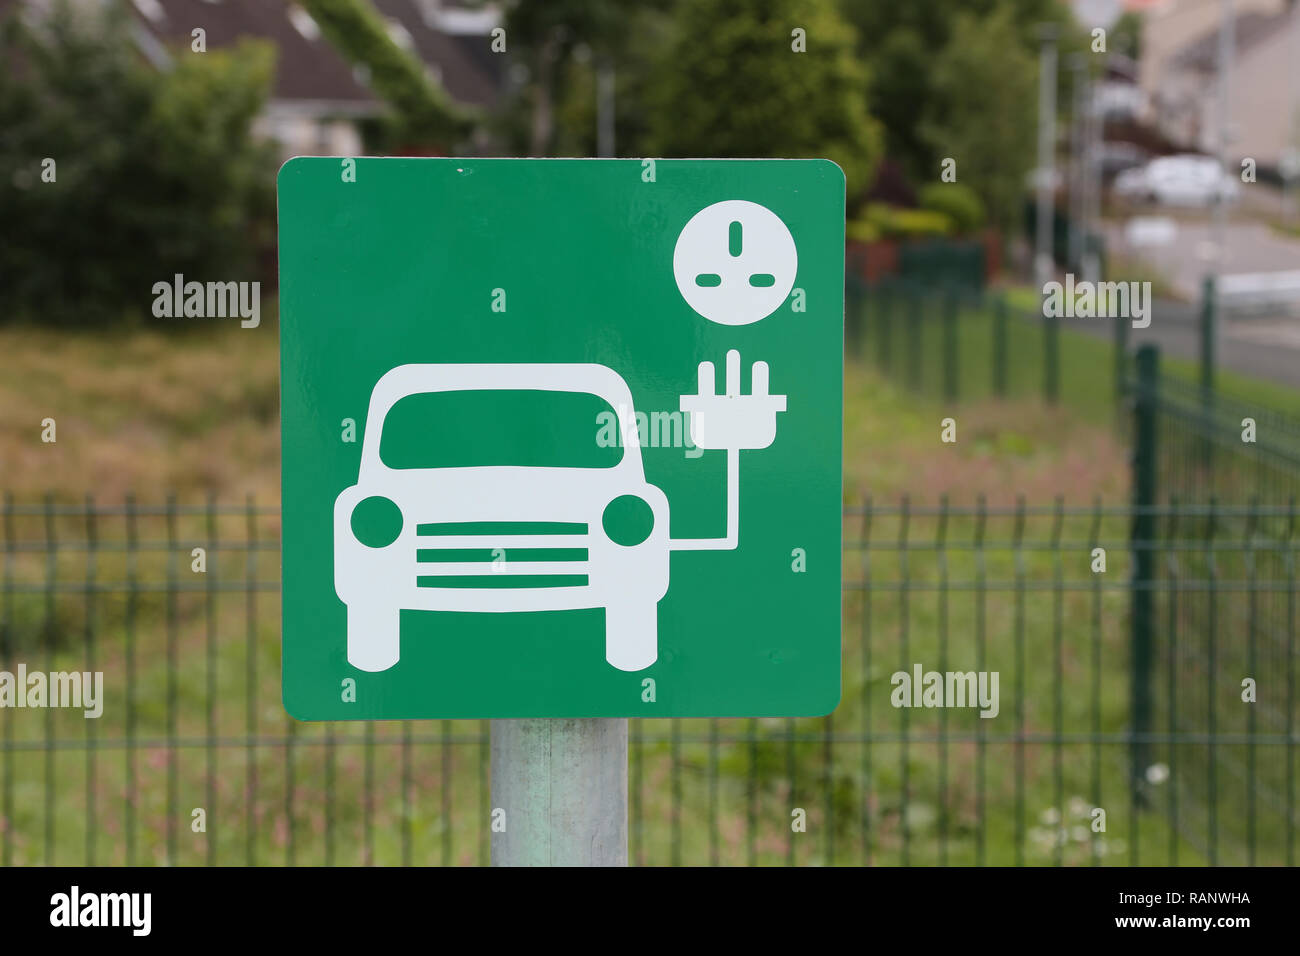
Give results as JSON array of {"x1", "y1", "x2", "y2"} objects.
[
  {"x1": 605, "y1": 599, "x2": 658, "y2": 672},
  {"x1": 348, "y1": 602, "x2": 401, "y2": 672}
]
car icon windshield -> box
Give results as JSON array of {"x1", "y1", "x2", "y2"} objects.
[{"x1": 377, "y1": 388, "x2": 627, "y2": 469}]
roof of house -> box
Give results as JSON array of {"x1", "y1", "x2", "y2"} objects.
[
  {"x1": 89, "y1": 0, "x2": 503, "y2": 113},
  {"x1": 1171, "y1": 8, "x2": 1292, "y2": 74},
  {"x1": 131, "y1": 0, "x2": 376, "y2": 106},
  {"x1": 373, "y1": 0, "x2": 504, "y2": 108}
]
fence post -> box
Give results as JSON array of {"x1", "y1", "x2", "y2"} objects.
[
  {"x1": 1113, "y1": 311, "x2": 1129, "y2": 404},
  {"x1": 1199, "y1": 275, "x2": 1217, "y2": 476},
  {"x1": 1044, "y1": 294, "x2": 1060, "y2": 405},
  {"x1": 878, "y1": 279, "x2": 893, "y2": 372},
  {"x1": 1199, "y1": 274, "x2": 1216, "y2": 395},
  {"x1": 942, "y1": 285, "x2": 958, "y2": 403},
  {"x1": 906, "y1": 283, "x2": 922, "y2": 391},
  {"x1": 855, "y1": 277, "x2": 867, "y2": 359},
  {"x1": 491, "y1": 718, "x2": 628, "y2": 866},
  {"x1": 993, "y1": 293, "x2": 1008, "y2": 398},
  {"x1": 846, "y1": 276, "x2": 864, "y2": 358},
  {"x1": 1130, "y1": 344, "x2": 1159, "y2": 808}
]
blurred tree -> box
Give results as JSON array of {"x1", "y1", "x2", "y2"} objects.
[
  {"x1": 847, "y1": 0, "x2": 1080, "y2": 66},
  {"x1": 920, "y1": 4, "x2": 1038, "y2": 230},
  {"x1": 865, "y1": 27, "x2": 932, "y2": 183},
  {"x1": 647, "y1": 0, "x2": 882, "y2": 202},
  {"x1": 301, "y1": 0, "x2": 470, "y2": 151},
  {"x1": 1110, "y1": 10, "x2": 1142, "y2": 60},
  {"x1": 845, "y1": 0, "x2": 1083, "y2": 194},
  {"x1": 0, "y1": 2, "x2": 277, "y2": 326},
  {"x1": 497, "y1": 0, "x2": 668, "y2": 156}
]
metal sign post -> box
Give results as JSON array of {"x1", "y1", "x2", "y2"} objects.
[{"x1": 491, "y1": 718, "x2": 627, "y2": 866}]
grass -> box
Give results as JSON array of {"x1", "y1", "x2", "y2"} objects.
[
  {"x1": 1268, "y1": 218, "x2": 1300, "y2": 240},
  {"x1": 0, "y1": 315, "x2": 281, "y2": 503},
  {"x1": 0, "y1": 308, "x2": 1286, "y2": 865}
]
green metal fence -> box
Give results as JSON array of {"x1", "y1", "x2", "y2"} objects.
[
  {"x1": 1129, "y1": 356, "x2": 1300, "y2": 505},
  {"x1": 1127, "y1": 345, "x2": 1300, "y2": 866},
  {"x1": 896, "y1": 240, "x2": 987, "y2": 292},
  {"x1": 0, "y1": 492, "x2": 1293, "y2": 866},
  {"x1": 844, "y1": 276, "x2": 1130, "y2": 410}
]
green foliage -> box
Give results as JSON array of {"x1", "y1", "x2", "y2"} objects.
[
  {"x1": 497, "y1": 0, "x2": 669, "y2": 156},
  {"x1": 861, "y1": 26, "x2": 932, "y2": 183},
  {"x1": 845, "y1": 219, "x2": 881, "y2": 243},
  {"x1": 0, "y1": 3, "x2": 277, "y2": 327},
  {"x1": 920, "y1": 4, "x2": 1038, "y2": 230},
  {"x1": 847, "y1": 0, "x2": 1083, "y2": 76},
  {"x1": 646, "y1": 0, "x2": 882, "y2": 200},
  {"x1": 847, "y1": 0, "x2": 1084, "y2": 221},
  {"x1": 300, "y1": 0, "x2": 469, "y2": 150},
  {"x1": 1111, "y1": 10, "x2": 1143, "y2": 59},
  {"x1": 918, "y1": 183, "x2": 986, "y2": 235},
  {"x1": 859, "y1": 203, "x2": 954, "y2": 240}
]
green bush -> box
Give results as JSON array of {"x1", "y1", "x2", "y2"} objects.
[
  {"x1": 845, "y1": 220, "x2": 882, "y2": 243},
  {"x1": 917, "y1": 183, "x2": 986, "y2": 236},
  {"x1": 860, "y1": 203, "x2": 954, "y2": 240},
  {"x1": 0, "y1": 2, "x2": 278, "y2": 327}
]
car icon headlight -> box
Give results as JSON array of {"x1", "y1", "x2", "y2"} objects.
[
  {"x1": 602, "y1": 494, "x2": 654, "y2": 546},
  {"x1": 351, "y1": 495, "x2": 403, "y2": 548}
]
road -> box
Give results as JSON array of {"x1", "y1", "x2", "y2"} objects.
[
  {"x1": 1095, "y1": 210, "x2": 1300, "y2": 390},
  {"x1": 1070, "y1": 296, "x2": 1300, "y2": 391},
  {"x1": 1107, "y1": 219, "x2": 1300, "y2": 300}
]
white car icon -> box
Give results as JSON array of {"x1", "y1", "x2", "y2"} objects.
[{"x1": 334, "y1": 363, "x2": 671, "y2": 674}]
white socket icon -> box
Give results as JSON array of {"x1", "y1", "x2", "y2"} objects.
[{"x1": 673, "y1": 200, "x2": 797, "y2": 326}]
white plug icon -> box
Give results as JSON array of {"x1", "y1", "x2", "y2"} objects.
[
  {"x1": 667, "y1": 200, "x2": 794, "y2": 554},
  {"x1": 673, "y1": 200, "x2": 798, "y2": 326},
  {"x1": 680, "y1": 349, "x2": 786, "y2": 451}
]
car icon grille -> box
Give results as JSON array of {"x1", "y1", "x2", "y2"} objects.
[{"x1": 413, "y1": 521, "x2": 590, "y2": 588}]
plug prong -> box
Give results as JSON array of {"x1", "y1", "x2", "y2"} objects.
[
  {"x1": 697, "y1": 360, "x2": 715, "y2": 396},
  {"x1": 725, "y1": 349, "x2": 741, "y2": 397},
  {"x1": 752, "y1": 361, "x2": 769, "y2": 395}
]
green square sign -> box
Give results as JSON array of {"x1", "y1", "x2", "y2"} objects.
[{"x1": 279, "y1": 158, "x2": 843, "y2": 719}]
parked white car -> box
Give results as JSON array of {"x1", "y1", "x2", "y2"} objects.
[{"x1": 1113, "y1": 154, "x2": 1239, "y2": 207}]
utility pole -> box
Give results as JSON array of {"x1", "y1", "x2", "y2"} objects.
[
  {"x1": 1201, "y1": 0, "x2": 1235, "y2": 397},
  {"x1": 1075, "y1": 0, "x2": 1121, "y2": 284},
  {"x1": 1284, "y1": 0, "x2": 1300, "y2": 222},
  {"x1": 1036, "y1": 25, "x2": 1059, "y2": 290},
  {"x1": 1083, "y1": 63, "x2": 1102, "y2": 283},
  {"x1": 1211, "y1": 0, "x2": 1235, "y2": 277},
  {"x1": 1069, "y1": 54, "x2": 1088, "y2": 273}
]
